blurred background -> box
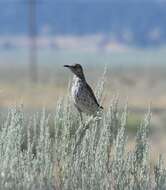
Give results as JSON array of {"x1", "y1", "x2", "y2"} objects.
[{"x1": 0, "y1": 0, "x2": 166, "y2": 158}]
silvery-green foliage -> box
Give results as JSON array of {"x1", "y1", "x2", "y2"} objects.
[
  {"x1": 53, "y1": 96, "x2": 165, "y2": 190},
  {"x1": 0, "y1": 107, "x2": 55, "y2": 190},
  {"x1": 0, "y1": 80, "x2": 165, "y2": 189},
  {"x1": 154, "y1": 155, "x2": 166, "y2": 190}
]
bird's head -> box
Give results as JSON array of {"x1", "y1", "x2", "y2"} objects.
[{"x1": 64, "y1": 63, "x2": 85, "y2": 80}]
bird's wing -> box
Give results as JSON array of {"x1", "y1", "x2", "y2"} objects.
[{"x1": 85, "y1": 82, "x2": 103, "y2": 109}]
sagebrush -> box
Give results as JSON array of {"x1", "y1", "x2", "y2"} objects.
[{"x1": 0, "y1": 78, "x2": 165, "y2": 190}]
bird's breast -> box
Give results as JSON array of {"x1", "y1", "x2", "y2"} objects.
[
  {"x1": 71, "y1": 76, "x2": 99, "y2": 115},
  {"x1": 71, "y1": 77, "x2": 83, "y2": 101}
]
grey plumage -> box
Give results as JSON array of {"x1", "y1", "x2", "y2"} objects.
[{"x1": 64, "y1": 63, "x2": 103, "y2": 120}]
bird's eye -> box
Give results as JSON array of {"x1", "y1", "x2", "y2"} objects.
[{"x1": 75, "y1": 65, "x2": 79, "y2": 69}]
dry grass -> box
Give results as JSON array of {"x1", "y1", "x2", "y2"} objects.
[{"x1": 0, "y1": 67, "x2": 166, "y2": 110}]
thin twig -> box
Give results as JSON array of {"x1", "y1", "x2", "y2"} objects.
[{"x1": 73, "y1": 116, "x2": 95, "y2": 154}]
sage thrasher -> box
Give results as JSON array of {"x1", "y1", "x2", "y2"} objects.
[{"x1": 64, "y1": 63, "x2": 103, "y2": 121}]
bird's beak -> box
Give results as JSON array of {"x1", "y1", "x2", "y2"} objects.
[
  {"x1": 64, "y1": 65, "x2": 70, "y2": 68},
  {"x1": 64, "y1": 65, "x2": 73, "y2": 69}
]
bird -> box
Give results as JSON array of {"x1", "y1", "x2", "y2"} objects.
[{"x1": 64, "y1": 63, "x2": 103, "y2": 121}]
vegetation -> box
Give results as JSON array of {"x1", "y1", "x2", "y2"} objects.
[{"x1": 0, "y1": 77, "x2": 165, "y2": 189}]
